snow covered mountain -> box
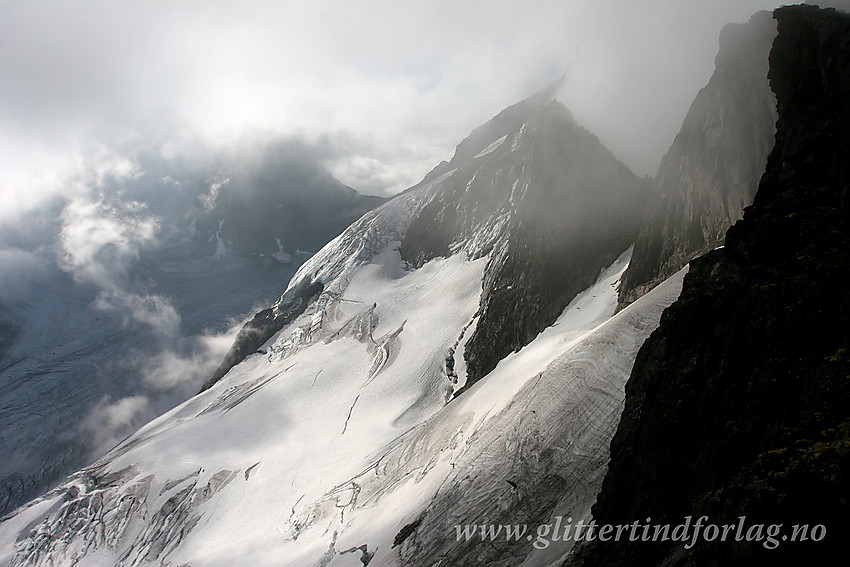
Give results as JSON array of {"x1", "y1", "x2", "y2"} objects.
[
  {"x1": 205, "y1": 81, "x2": 648, "y2": 395},
  {"x1": 0, "y1": 80, "x2": 678, "y2": 567},
  {"x1": 0, "y1": 147, "x2": 383, "y2": 519},
  {"x1": 6, "y1": 4, "x2": 847, "y2": 566}
]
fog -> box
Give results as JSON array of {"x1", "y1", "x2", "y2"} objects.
[{"x1": 1, "y1": 0, "x2": 786, "y2": 218}]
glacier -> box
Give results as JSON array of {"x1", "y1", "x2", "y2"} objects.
[
  {"x1": 0, "y1": 217, "x2": 684, "y2": 566},
  {"x1": 0, "y1": 87, "x2": 681, "y2": 567}
]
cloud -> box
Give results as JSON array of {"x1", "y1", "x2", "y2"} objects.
[
  {"x1": 72, "y1": 308, "x2": 247, "y2": 456},
  {"x1": 200, "y1": 175, "x2": 230, "y2": 213},
  {"x1": 0, "y1": 0, "x2": 785, "y2": 219},
  {"x1": 92, "y1": 292, "x2": 181, "y2": 338},
  {"x1": 141, "y1": 318, "x2": 244, "y2": 394},
  {"x1": 327, "y1": 156, "x2": 414, "y2": 196},
  {"x1": 58, "y1": 197, "x2": 156, "y2": 291},
  {"x1": 78, "y1": 395, "x2": 150, "y2": 455},
  {"x1": 55, "y1": 166, "x2": 184, "y2": 336}
]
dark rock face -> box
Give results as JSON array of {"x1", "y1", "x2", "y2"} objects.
[
  {"x1": 570, "y1": 6, "x2": 850, "y2": 566},
  {"x1": 400, "y1": 80, "x2": 566, "y2": 267},
  {"x1": 402, "y1": 84, "x2": 648, "y2": 391},
  {"x1": 617, "y1": 11, "x2": 777, "y2": 307}
]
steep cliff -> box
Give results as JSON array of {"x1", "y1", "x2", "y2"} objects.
[
  {"x1": 617, "y1": 11, "x2": 777, "y2": 307},
  {"x1": 402, "y1": 83, "x2": 648, "y2": 390},
  {"x1": 570, "y1": 5, "x2": 850, "y2": 565}
]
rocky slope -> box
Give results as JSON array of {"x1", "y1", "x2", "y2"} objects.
[
  {"x1": 569, "y1": 5, "x2": 850, "y2": 565},
  {"x1": 401, "y1": 81, "x2": 648, "y2": 390},
  {"x1": 617, "y1": 11, "x2": 777, "y2": 307}
]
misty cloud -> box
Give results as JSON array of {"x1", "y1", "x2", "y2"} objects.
[
  {"x1": 77, "y1": 395, "x2": 150, "y2": 456},
  {"x1": 74, "y1": 308, "x2": 247, "y2": 456},
  {"x1": 54, "y1": 168, "x2": 185, "y2": 338},
  {"x1": 92, "y1": 292, "x2": 181, "y2": 338},
  {"x1": 200, "y1": 175, "x2": 230, "y2": 213},
  {"x1": 140, "y1": 322, "x2": 244, "y2": 394},
  {"x1": 58, "y1": 197, "x2": 157, "y2": 291},
  {"x1": 1, "y1": 0, "x2": 787, "y2": 228},
  {"x1": 74, "y1": 304, "x2": 249, "y2": 469}
]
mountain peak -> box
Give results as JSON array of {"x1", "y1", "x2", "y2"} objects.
[
  {"x1": 401, "y1": 88, "x2": 646, "y2": 390},
  {"x1": 449, "y1": 75, "x2": 570, "y2": 166}
]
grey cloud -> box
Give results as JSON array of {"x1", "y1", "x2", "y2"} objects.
[
  {"x1": 54, "y1": 161, "x2": 178, "y2": 333},
  {"x1": 58, "y1": 195, "x2": 156, "y2": 291},
  {"x1": 1, "y1": 0, "x2": 786, "y2": 216},
  {"x1": 72, "y1": 305, "x2": 248, "y2": 457},
  {"x1": 77, "y1": 395, "x2": 150, "y2": 456}
]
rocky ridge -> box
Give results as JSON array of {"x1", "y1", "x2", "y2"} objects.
[
  {"x1": 618, "y1": 11, "x2": 777, "y2": 307},
  {"x1": 570, "y1": 5, "x2": 850, "y2": 565},
  {"x1": 401, "y1": 82, "x2": 648, "y2": 390}
]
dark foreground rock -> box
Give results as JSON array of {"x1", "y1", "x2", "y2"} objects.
[{"x1": 570, "y1": 5, "x2": 850, "y2": 566}]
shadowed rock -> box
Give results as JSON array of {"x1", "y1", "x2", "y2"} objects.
[
  {"x1": 571, "y1": 6, "x2": 850, "y2": 565},
  {"x1": 618, "y1": 11, "x2": 777, "y2": 308}
]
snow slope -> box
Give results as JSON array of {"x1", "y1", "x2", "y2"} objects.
[
  {"x1": 0, "y1": 232, "x2": 486, "y2": 567},
  {"x1": 0, "y1": 237, "x2": 684, "y2": 566},
  {"x1": 393, "y1": 262, "x2": 686, "y2": 567}
]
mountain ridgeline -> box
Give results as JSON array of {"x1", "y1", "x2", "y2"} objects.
[
  {"x1": 617, "y1": 11, "x2": 778, "y2": 307},
  {"x1": 570, "y1": 5, "x2": 850, "y2": 565},
  {"x1": 206, "y1": 82, "x2": 648, "y2": 394},
  {"x1": 400, "y1": 85, "x2": 648, "y2": 391},
  {"x1": 190, "y1": 150, "x2": 385, "y2": 259}
]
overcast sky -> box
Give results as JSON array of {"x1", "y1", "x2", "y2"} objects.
[{"x1": 1, "y1": 0, "x2": 789, "y2": 219}]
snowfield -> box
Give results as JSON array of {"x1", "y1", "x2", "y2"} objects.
[{"x1": 0, "y1": 231, "x2": 684, "y2": 566}]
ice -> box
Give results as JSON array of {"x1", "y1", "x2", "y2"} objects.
[{"x1": 0, "y1": 238, "x2": 686, "y2": 566}]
